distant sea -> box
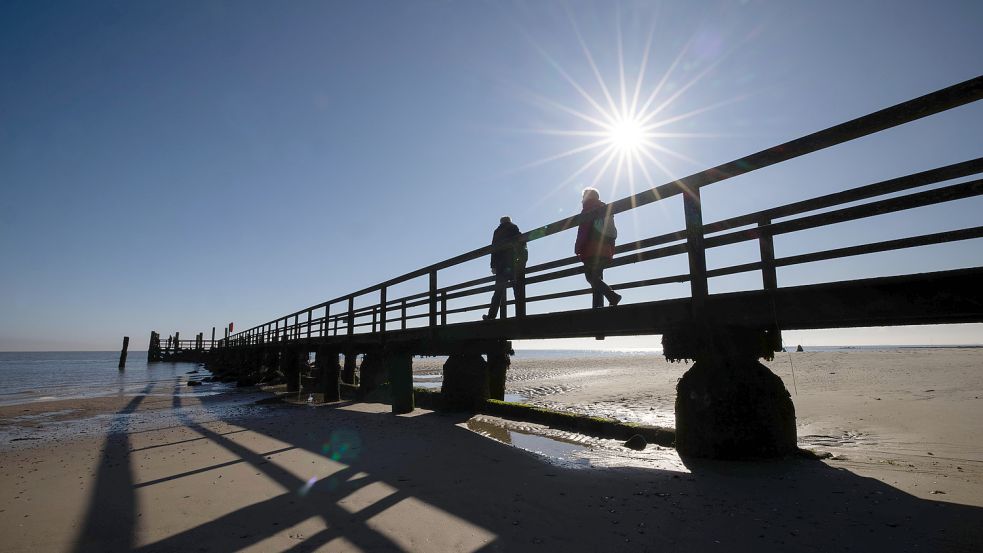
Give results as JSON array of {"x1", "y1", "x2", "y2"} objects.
[
  {"x1": 1, "y1": 346, "x2": 977, "y2": 407},
  {"x1": 0, "y1": 351, "x2": 206, "y2": 407}
]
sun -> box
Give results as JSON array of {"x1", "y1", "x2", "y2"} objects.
[
  {"x1": 607, "y1": 115, "x2": 647, "y2": 154},
  {"x1": 512, "y1": 13, "x2": 743, "y2": 197}
]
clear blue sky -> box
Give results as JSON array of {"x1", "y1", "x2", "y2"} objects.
[{"x1": 1, "y1": 0, "x2": 981, "y2": 351}]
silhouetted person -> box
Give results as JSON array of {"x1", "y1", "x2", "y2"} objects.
[
  {"x1": 484, "y1": 216, "x2": 527, "y2": 320},
  {"x1": 575, "y1": 188, "x2": 621, "y2": 308}
]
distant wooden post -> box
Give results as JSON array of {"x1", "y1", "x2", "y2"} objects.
[
  {"x1": 118, "y1": 336, "x2": 129, "y2": 369},
  {"x1": 211, "y1": 327, "x2": 216, "y2": 348},
  {"x1": 174, "y1": 332, "x2": 180, "y2": 352}
]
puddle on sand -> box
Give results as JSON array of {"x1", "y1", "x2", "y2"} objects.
[
  {"x1": 466, "y1": 418, "x2": 590, "y2": 468},
  {"x1": 503, "y1": 393, "x2": 525, "y2": 402}
]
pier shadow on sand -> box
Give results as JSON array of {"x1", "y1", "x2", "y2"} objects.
[{"x1": 71, "y1": 387, "x2": 983, "y2": 553}]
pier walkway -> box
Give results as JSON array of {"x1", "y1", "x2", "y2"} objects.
[{"x1": 152, "y1": 76, "x2": 982, "y2": 450}]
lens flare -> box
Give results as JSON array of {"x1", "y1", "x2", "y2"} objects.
[{"x1": 298, "y1": 475, "x2": 317, "y2": 496}]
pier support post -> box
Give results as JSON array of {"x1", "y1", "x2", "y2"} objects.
[
  {"x1": 342, "y1": 353, "x2": 357, "y2": 385},
  {"x1": 357, "y1": 352, "x2": 386, "y2": 398},
  {"x1": 442, "y1": 353, "x2": 489, "y2": 410},
  {"x1": 486, "y1": 340, "x2": 512, "y2": 401},
  {"x1": 385, "y1": 349, "x2": 414, "y2": 414},
  {"x1": 281, "y1": 348, "x2": 301, "y2": 393},
  {"x1": 260, "y1": 348, "x2": 278, "y2": 383},
  {"x1": 315, "y1": 348, "x2": 341, "y2": 402},
  {"x1": 666, "y1": 325, "x2": 795, "y2": 459}
]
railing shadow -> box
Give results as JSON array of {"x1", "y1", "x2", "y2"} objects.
[{"x1": 71, "y1": 385, "x2": 983, "y2": 552}]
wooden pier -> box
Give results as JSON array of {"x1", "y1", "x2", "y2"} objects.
[{"x1": 151, "y1": 76, "x2": 983, "y2": 458}]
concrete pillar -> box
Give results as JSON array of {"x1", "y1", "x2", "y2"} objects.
[
  {"x1": 667, "y1": 325, "x2": 796, "y2": 459},
  {"x1": 442, "y1": 353, "x2": 489, "y2": 410},
  {"x1": 385, "y1": 350, "x2": 414, "y2": 414},
  {"x1": 315, "y1": 348, "x2": 341, "y2": 402}
]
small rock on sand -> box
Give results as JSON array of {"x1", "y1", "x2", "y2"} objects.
[{"x1": 624, "y1": 434, "x2": 647, "y2": 450}]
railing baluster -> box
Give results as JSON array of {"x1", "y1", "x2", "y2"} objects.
[
  {"x1": 401, "y1": 299, "x2": 407, "y2": 330},
  {"x1": 380, "y1": 287, "x2": 387, "y2": 336},
  {"x1": 440, "y1": 291, "x2": 447, "y2": 326},
  {"x1": 758, "y1": 219, "x2": 777, "y2": 291},
  {"x1": 323, "y1": 304, "x2": 330, "y2": 337},
  {"x1": 429, "y1": 269, "x2": 437, "y2": 328},
  {"x1": 347, "y1": 297, "x2": 355, "y2": 336},
  {"x1": 683, "y1": 187, "x2": 708, "y2": 319}
]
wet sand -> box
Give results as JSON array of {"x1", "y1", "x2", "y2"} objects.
[{"x1": 1, "y1": 349, "x2": 982, "y2": 552}]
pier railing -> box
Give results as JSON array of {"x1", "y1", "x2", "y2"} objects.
[{"x1": 222, "y1": 75, "x2": 982, "y2": 347}]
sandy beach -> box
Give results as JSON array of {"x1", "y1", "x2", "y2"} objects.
[{"x1": 1, "y1": 349, "x2": 981, "y2": 552}]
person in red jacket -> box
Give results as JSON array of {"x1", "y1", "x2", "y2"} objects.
[{"x1": 575, "y1": 188, "x2": 622, "y2": 308}]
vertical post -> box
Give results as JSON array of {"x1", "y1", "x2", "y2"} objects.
[
  {"x1": 440, "y1": 291, "x2": 447, "y2": 325},
  {"x1": 211, "y1": 327, "x2": 216, "y2": 348},
  {"x1": 379, "y1": 287, "x2": 387, "y2": 337},
  {"x1": 372, "y1": 307, "x2": 378, "y2": 333},
  {"x1": 323, "y1": 304, "x2": 330, "y2": 337},
  {"x1": 385, "y1": 350, "x2": 414, "y2": 414},
  {"x1": 149, "y1": 333, "x2": 157, "y2": 362},
  {"x1": 118, "y1": 336, "x2": 129, "y2": 369},
  {"x1": 306, "y1": 309, "x2": 312, "y2": 339},
  {"x1": 347, "y1": 297, "x2": 355, "y2": 336},
  {"x1": 174, "y1": 332, "x2": 180, "y2": 352},
  {"x1": 316, "y1": 348, "x2": 341, "y2": 402},
  {"x1": 429, "y1": 269, "x2": 437, "y2": 328},
  {"x1": 401, "y1": 299, "x2": 407, "y2": 330},
  {"x1": 758, "y1": 218, "x2": 782, "y2": 352},
  {"x1": 683, "y1": 187, "x2": 708, "y2": 318},
  {"x1": 758, "y1": 219, "x2": 777, "y2": 291}
]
